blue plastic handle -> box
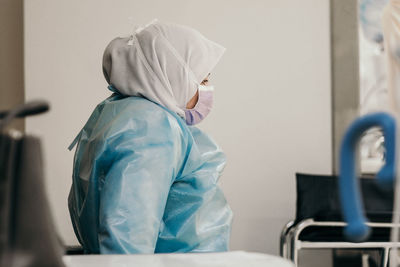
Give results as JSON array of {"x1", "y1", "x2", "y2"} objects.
[{"x1": 339, "y1": 112, "x2": 396, "y2": 242}]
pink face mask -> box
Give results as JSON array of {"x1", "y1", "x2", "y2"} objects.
[{"x1": 184, "y1": 85, "x2": 214, "y2": 126}]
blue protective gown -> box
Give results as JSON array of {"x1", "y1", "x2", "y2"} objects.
[{"x1": 68, "y1": 94, "x2": 233, "y2": 254}]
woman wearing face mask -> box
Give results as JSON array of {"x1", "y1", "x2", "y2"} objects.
[{"x1": 67, "y1": 19, "x2": 232, "y2": 254}]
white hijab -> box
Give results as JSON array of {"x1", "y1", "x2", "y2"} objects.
[{"x1": 102, "y1": 19, "x2": 226, "y2": 118}]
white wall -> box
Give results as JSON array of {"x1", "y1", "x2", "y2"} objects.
[{"x1": 24, "y1": 0, "x2": 332, "y2": 254}]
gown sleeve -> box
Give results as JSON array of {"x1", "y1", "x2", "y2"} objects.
[
  {"x1": 97, "y1": 118, "x2": 183, "y2": 254},
  {"x1": 155, "y1": 126, "x2": 233, "y2": 252}
]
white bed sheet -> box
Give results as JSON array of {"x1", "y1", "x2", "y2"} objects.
[{"x1": 63, "y1": 251, "x2": 294, "y2": 267}]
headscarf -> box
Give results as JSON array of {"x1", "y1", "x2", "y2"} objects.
[{"x1": 102, "y1": 19, "x2": 226, "y2": 118}]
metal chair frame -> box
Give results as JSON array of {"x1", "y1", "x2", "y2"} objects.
[{"x1": 280, "y1": 218, "x2": 400, "y2": 267}]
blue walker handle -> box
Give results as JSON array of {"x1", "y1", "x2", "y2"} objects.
[{"x1": 339, "y1": 112, "x2": 396, "y2": 242}]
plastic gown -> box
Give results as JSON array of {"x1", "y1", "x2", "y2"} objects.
[{"x1": 68, "y1": 94, "x2": 233, "y2": 254}]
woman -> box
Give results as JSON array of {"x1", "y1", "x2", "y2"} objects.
[{"x1": 68, "y1": 20, "x2": 233, "y2": 254}]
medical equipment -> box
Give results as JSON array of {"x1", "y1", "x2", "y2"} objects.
[
  {"x1": 0, "y1": 101, "x2": 65, "y2": 267},
  {"x1": 339, "y1": 112, "x2": 399, "y2": 267},
  {"x1": 339, "y1": 112, "x2": 396, "y2": 240}
]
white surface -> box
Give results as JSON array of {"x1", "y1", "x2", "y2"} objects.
[
  {"x1": 63, "y1": 251, "x2": 294, "y2": 267},
  {"x1": 24, "y1": 0, "x2": 332, "y2": 254}
]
